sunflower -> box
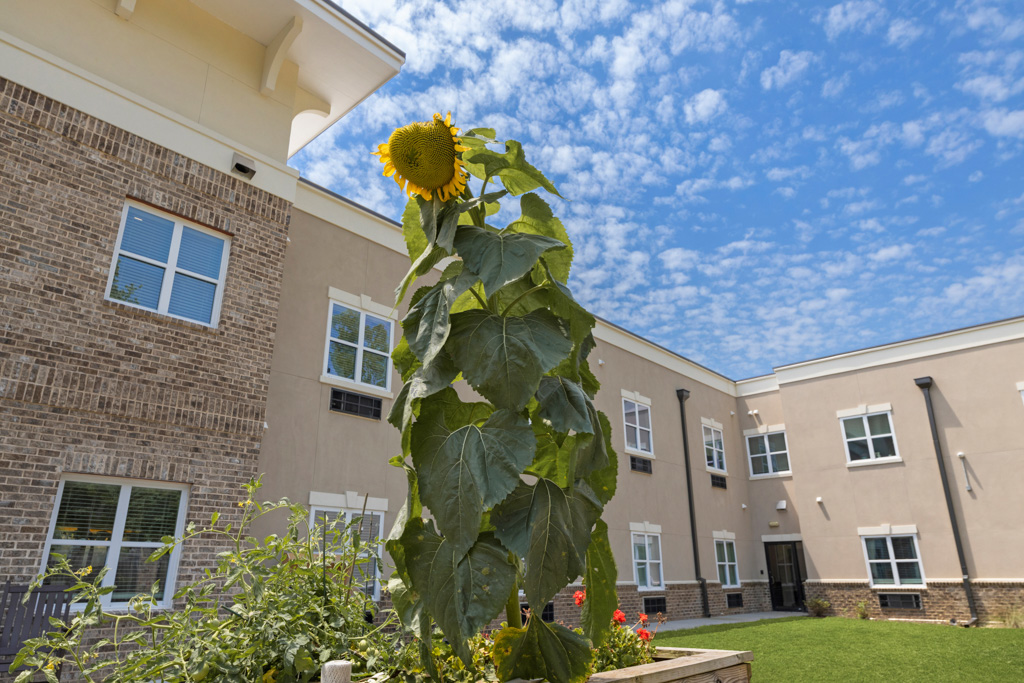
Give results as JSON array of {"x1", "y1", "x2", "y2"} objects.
[{"x1": 374, "y1": 112, "x2": 470, "y2": 201}]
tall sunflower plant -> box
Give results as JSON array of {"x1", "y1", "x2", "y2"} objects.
[{"x1": 375, "y1": 114, "x2": 619, "y2": 683}]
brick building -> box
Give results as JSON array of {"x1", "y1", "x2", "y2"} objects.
[{"x1": 2, "y1": 0, "x2": 1022, "y2": 648}]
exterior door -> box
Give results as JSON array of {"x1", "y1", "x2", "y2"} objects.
[{"x1": 764, "y1": 541, "x2": 807, "y2": 611}]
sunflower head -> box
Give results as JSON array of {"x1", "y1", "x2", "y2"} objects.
[{"x1": 374, "y1": 112, "x2": 470, "y2": 201}]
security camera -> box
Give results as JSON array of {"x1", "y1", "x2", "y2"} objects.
[{"x1": 231, "y1": 152, "x2": 256, "y2": 180}]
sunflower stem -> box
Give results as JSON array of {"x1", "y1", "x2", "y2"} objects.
[
  {"x1": 502, "y1": 282, "x2": 548, "y2": 317},
  {"x1": 470, "y1": 286, "x2": 489, "y2": 310},
  {"x1": 472, "y1": 175, "x2": 492, "y2": 227}
]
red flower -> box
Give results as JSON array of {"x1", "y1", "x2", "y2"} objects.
[
  {"x1": 574, "y1": 590, "x2": 586, "y2": 606},
  {"x1": 638, "y1": 613, "x2": 648, "y2": 624},
  {"x1": 637, "y1": 628, "x2": 652, "y2": 642},
  {"x1": 612, "y1": 609, "x2": 626, "y2": 624}
]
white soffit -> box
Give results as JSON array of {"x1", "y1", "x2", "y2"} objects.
[
  {"x1": 735, "y1": 374, "x2": 780, "y2": 396},
  {"x1": 189, "y1": 0, "x2": 404, "y2": 156}
]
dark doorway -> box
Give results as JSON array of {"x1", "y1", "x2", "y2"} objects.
[{"x1": 764, "y1": 541, "x2": 807, "y2": 611}]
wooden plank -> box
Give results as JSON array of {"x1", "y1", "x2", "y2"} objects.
[
  {"x1": 588, "y1": 649, "x2": 754, "y2": 683},
  {"x1": 679, "y1": 663, "x2": 750, "y2": 683}
]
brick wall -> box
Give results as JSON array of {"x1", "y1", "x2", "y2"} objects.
[
  {"x1": 0, "y1": 78, "x2": 291, "y2": 589},
  {"x1": 804, "y1": 580, "x2": 1024, "y2": 624}
]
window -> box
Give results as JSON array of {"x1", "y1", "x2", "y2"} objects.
[
  {"x1": 632, "y1": 532, "x2": 663, "y2": 590},
  {"x1": 862, "y1": 535, "x2": 924, "y2": 587},
  {"x1": 715, "y1": 539, "x2": 739, "y2": 587},
  {"x1": 643, "y1": 596, "x2": 667, "y2": 615},
  {"x1": 41, "y1": 477, "x2": 189, "y2": 609},
  {"x1": 747, "y1": 432, "x2": 790, "y2": 476},
  {"x1": 324, "y1": 301, "x2": 393, "y2": 390},
  {"x1": 106, "y1": 203, "x2": 230, "y2": 326},
  {"x1": 623, "y1": 399, "x2": 653, "y2": 454},
  {"x1": 704, "y1": 425, "x2": 726, "y2": 472},
  {"x1": 710, "y1": 474, "x2": 727, "y2": 489},
  {"x1": 726, "y1": 593, "x2": 744, "y2": 608},
  {"x1": 309, "y1": 507, "x2": 385, "y2": 600},
  {"x1": 879, "y1": 593, "x2": 922, "y2": 609},
  {"x1": 629, "y1": 455, "x2": 653, "y2": 474},
  {"x1": 329, "y1": 389, "x2": 383, "y2": 420},
  {"x1": 841, "y1": 412, "x2": 899, "y2": 463}
]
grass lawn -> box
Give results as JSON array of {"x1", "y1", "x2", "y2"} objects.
[{"x1": 655, "y1": 617, "x2": 1024, "y2": 682}]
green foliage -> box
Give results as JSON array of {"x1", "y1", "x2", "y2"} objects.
[
  {"x1": 806, "y1": 597, "x2": 832, "y2": 617},
  {"x1": 589, "y1": 617, "x2": 656, "y2": 673},
  {"x1": 387, "y1": 130, "x2": 618, "y2": 683},
  {"x1": 855, "y1": 601, "x2": 871, "y2": 620},
  {"x1": 13, "y1": 479, "x2": 397, "y2": 683}
]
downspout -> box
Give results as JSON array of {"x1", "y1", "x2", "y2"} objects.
[
  {"x1": 676, "y1": 389, "x2": 710, "y2": 618},
  {"x1": 914, "y1": 376, "x2": 978, "y2": 626}
]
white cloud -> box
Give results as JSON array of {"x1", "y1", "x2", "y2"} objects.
[
  {"x1": 760, "y1": 50, "x2": 816, "y2": 90},
  {"x1": 766, "y1": 166, "x2": 810, "y2": 181},
  {"x1": 969, "y1": 170, "x2": 985, "y2": 182},
  {"x1": 981, "y1": 108, "x2": 1024, "y2": 137},
  {"x1": 869, "y1": 243, "x2": 914, "y2": 262},
  {"x1": 820, "y1": 1, "x2": 887, "y2": 40},
  {"x1": 822, "y1": 73, "x2": 851, "y2": 98},
  {"x1": 887, "y1": 18, "x2": 924, "y2": 48},
  {"x1": 684, "y1": 89, "x2": 728, "y2": 124},
  {"x1": 903, "y1": 174, "x2": 928, "y2": 185}
]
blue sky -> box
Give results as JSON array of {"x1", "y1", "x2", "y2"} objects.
[{"x1": 293, "y1": 0, "x2": 1024, "y2": 379}]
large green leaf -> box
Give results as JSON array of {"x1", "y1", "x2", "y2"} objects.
[
  {"x1": 403, "y1": 520, "x2": 515, "y2": 666},
  {"x1": 453, "y1": 225, "x2": 565, "y2": 296},
  {"x1": 395, "y1": 244, "x2": 447, "y2": 306},
  {"x1": 412, "y1": 391, "x2": 534, "y2": 558},
  {"x1": 387, "y1": 576, "x2": 424, "y2": 633},
  {"x1": 446, "y1": 309, "x2": 572, "y2": 411},
  {"x1": 579, "y1": 520, "x2": 617, "y2": 647},
  {"x1": 535, "y1": 376, "x2": 593, "y2": 434},
  {"x1": 462, "y1": 141, "x2": 561, "y2": 197},
  {"x1": 387, "y1": 349, "x2": 459, "y2": 452},
  {"x1": 492, "y1": 617, "x2": 592, "y2": 683},
  {"x1": 492, "y1": 479, "x2": 576, "y2": 606},
  {"x1": 573, "y1": 400, "x2": 610, "y2": 479},
  {"x1": 581, "y1": 410, "x2": 618, "y2": 505},
  {"x1": 402, "y1": 196, "x2": 427, "y2": 261},
  {"x1": 403, "y1": 269, "x2": 478, "y2": 365},
  {"x1": 508, "y1": 193, "x2": 573, "y2": 282},
  {"x1": 566, "y1": 481, "x2": 602, "y2": 579},
  {"x1": 526, "y1": 428, "x2": 574, "y2": 489}
]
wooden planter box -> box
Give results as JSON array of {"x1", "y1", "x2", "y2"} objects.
[{"x1": 586, "y1": 646, "x2": 753, "y2": 683}]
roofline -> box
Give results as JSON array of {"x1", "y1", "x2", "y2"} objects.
[
  {"x1": 774, "y1": 313, "x2": 1024, "y2": 372},
  {"x1": 298, "y1": 177, "x2": 402, "y2": 228},
  {"x1": 320, "y1": 0, "x2": 405, "y2": 59}
]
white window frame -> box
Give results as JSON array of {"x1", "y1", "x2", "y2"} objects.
[
  {"x1": 40, "y1": 475, "x2": 189, "y2": 610},
  {"x1": 104, "y1": 201, "x2": 231, "y2": 327},
  {"x1": 622, "y1": 397, "x2": 654, "y2": 456},
  {"x1": 840, "y1": 411, "x2": 900, "y2": 466},
  {"x1": 631, "y1": 532, "x2": 663, "y2": 591},
  {"x1": 746, "y1": 431, "x2": 791, "y2": 478},
  {"x1": 309, "y1": 506, "x2": 386, "y2": 601},
  {"x1": 703, "y1": 424, "x2": 727, "y2": 474},
  {"x1": 860, "y1": 534, "x2": 926, "y2": 588},
  {"x1": 322, "y1": 299, "x2": 394, "y2": 393},
  {"x1": 715, "y1": 539, "x2": 740, "y2": 588}
]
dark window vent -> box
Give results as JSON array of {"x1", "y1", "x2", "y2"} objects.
[
  {"x1": 520, "y1": 602, "x2": 555, "y2": 623},
  {"x1": 710, "y1": 474, "x2": 727, "y2": 489},
  {"x1": 878, "y1": 593, "x2": 921, "y2": 609},
  {"x1": 643, "y1": 596, "x2": 667, "y2": 615},
  {"x1": 329, "y1": 388, "x2": 382, "y2": 420},
  {"x1": 726, "y1": 593, "x2": 744, "y2": 608},
  {"x1": 630, "y1": 456, "x2": 653, "y2": 474}
]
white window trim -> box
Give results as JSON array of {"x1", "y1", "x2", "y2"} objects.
[
  {"x1": 859, "y1": 533, "x2": 926, "y2": 588},
  {"x1": 322, "y1": 295, "x2": 395, "y2": 393},
  {"x1": 309, "y1": 506, "x2": 386, "y2": 601},
  {"x1": 703, "y1": 423, "x2": 727, "y2": 474},
  {"x1": 840, "y1": 410, "x2": 901, "y2": 466},
  {"x1": 715, "y1": 539, "x2": 740, "y2": 588},
  {"x1": 631, "y1": 531, "x2": 663, "y2": 591},
  {"x1": 746, "y1": 430, "x2": 791, "y2": 478},
  {"x1": 104, "y1": 201, "x2": 231, "y2": 328},
  {"x1": 1017, "y1": 381, "x2": 1024, "y2": 407},
  {"x1": 40, "y1": 474, "x2": 190, "y2": 611},
  {"x1": 621, "y1": 395, "x2": 654, "y2": 457}
]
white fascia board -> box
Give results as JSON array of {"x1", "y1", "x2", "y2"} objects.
[
  {"x1": 735, "y1": 374, "x2": 780, "y2": 396},
  {"x1": 0, "y1": 30, "x2": 299, "y2": 200},
  {"x1": 775, "y1": 316, "x2": 1024, "y2": 385}
]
